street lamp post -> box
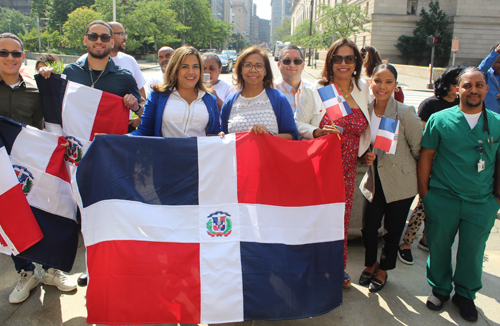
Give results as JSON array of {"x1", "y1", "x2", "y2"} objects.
[
  {"x1": 36, "y1": 16, "x2": 42, "y2": 54},
  {"x1": 6, "y1": 19, "x2": 11, "y2": 33},
  {"x1": 56, "y1": 23, "x2": 62, "y2": 35},
  {"x1": 42, "y1": 18, "x2": 49, "y2": 53},
  {"x1": 308, "y1": 0, "x2": 313, "y2": 66}
]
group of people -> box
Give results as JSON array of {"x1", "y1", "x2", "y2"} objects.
[{"x1": 2, "y1": 18, "x2": 500, "y2": 324}]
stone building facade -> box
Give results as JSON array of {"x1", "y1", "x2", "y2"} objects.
[{"x1": 291, "y1": 0, "x2": 500, "y2": 66}]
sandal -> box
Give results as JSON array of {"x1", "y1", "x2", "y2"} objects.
[{"x1": 343, "y1": 272, "x2": 351, "y2": 289}]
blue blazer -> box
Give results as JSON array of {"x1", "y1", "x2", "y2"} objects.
[
  {"x1": 220, "y1": 88, "x2": 298, "y2": 140},
  {"x1": 132, "y1": 90, "x2": 220, "y2": 137}
]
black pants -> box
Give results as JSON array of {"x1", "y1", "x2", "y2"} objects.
[{"x1": 361, "y1": 167, "x2": 414, "y2": 271}]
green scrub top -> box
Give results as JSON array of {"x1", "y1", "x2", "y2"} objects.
[{"x1": 422, "y1": 105, "x2": 500, "y2": 203}]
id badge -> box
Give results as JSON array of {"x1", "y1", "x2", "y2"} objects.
[{"x1": 478, "y1": 159, "x2": 485, "y2": 172}]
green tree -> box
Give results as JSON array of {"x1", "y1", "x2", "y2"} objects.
[
  {"x1": 166, "y1": 0, "x2": 213, "y2": 48},
  {"x1": 290, "y1": 19, "x2": 319, "y2": 49},
  {"x1": 395, "y1": 0, "x2": 451, "y2": 65},
  {"x1": 211, "y1": 20, "x2": 232, "y2": 50},
  {"x1": 49, "y1": 0, "x2": 95, "y2": 28},
  {"x1": 272, "y1": 17, "x2": 291, "y2": 43},
  {"x1": 30, "y1": 0, "x2": 50, "y2": 19},
  {"x1": 0, "y1": 7, "x2": 36, "y2": 36},
  {"x1": 62, "y1": 7, "x2": 102, "y2": 52},
  {"x1": 21, "y1": 28, "x2": 61, "y2": 52},
  {"x1": 316, "y1": 3, "x2": 370, "y2": 49},
  {"x1": 127, "y1": 0, "x2": 185, "y2": 52}
]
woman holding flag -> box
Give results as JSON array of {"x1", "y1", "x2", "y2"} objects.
[
  {"x1": 358, "y1": 64, "x2": 422, "y2": 292},
  {"x1": 295, "y1": 38, "x2": 373, "y2": 288}
]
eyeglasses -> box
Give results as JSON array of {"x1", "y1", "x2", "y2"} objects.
[
  {"x1": 242, "y1": 63, "x2": 266, "y2": 71},
  {"x1": 281, "y1": 58, "x2": 304, "y2": 65},
  {"x1": 332, "y1": 55, "x2": 357, "y2": 64},
  {"x1": 86, "y1": 33, "x2": 112, "y2": 42},
  {"x1": 113, "y1": 32, "x2": 127, "y2": 38},
  {"x1": 493, "y1": 62, "x2": 500, "y2": 67},
  {"x1": 0, "y1": 50, "x2": 24, "y2": 58}
]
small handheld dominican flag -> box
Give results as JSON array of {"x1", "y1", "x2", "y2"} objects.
[
  {"x1": 374, "y1": 117, "x2": 399, "y2": 154},
  {"x1": 317, "y1": 84, "x2": 353, "y2": 121}
]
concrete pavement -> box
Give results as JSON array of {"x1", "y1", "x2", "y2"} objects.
[{"x1": 3, "y1": 58, "x2": 500, "y2": 326}]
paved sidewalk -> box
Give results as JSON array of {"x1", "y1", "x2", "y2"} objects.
[{"x1": 1, "y1": 219, "x2": 500, "y2": 326}]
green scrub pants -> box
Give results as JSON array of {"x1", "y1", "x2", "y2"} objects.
[{"x1": 423, "y1": 187, "x2": 498, "y2": 300}]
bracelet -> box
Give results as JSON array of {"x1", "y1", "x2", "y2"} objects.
[{"x1": 132, "y1": 105, "x2": 141, "y2": 113}]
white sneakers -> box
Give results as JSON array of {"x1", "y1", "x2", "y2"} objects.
[
  {"x1": 9, "y1": 270, "x2": 40, "y2": 304},
  {"x1": 41, "y1": 268, "x2": 77, "y2": 292},
  {"x1": 9, "y1": 268, "x2": 77, "y2": 304}
]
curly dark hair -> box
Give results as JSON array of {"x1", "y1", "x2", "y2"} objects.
[
  {"x1": 319, "y1": 38, "x2": 363, "y2": 90},
  {"x1": 434, "y1": 66, "x2": 464, "y2": 99}
]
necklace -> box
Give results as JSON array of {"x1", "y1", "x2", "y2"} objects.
[
  {"x1": 374, "y1": 100, "x2": 385, "y2": 117},
  {"x1": 89, "y1": 68, "x2": 103, "y2": 88},
  {"x1": 337, "y1": 80, "x2": 353, "y2": 98}
]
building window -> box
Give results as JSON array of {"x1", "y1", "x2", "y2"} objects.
[
  {"x1": 407, "y1": 0, "x2": 418, "y2": 15},
  {"x1": 363, "y1": 36, "x2": 366, "y2": 47},
  {"x1": 365, "y1": 1, "x2": 369, "y2": 13}
]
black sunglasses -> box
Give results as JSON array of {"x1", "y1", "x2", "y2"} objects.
[
  {"x1": 86, "y1": 33, "x2": 112, "y2": 42},
  {"x1": 281, "y1": 58, "x2": 304, "y2": 65},
  {"x1": 0, "y1": 50, "x2": 24, "y2": 58},
  {"x1": 332, "y1": 55, "x2": 357, "y2": 64}
]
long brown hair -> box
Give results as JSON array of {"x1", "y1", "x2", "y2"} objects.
[
  {"x1": 320, "y1": 38, "x2": 363, "y2": 90},
  {"x1": 233, "y1": 46, "x2": 274, "y2": 90},
  {"x1": 153, "y1": 46, "x2": 208, "y2": 93},
  {"x1": 362, "y1": 45, "x2": 383, "y2": 78}
]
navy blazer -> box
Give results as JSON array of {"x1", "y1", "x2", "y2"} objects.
[{"x1": 132, "y1": 90, "x2": 220, "y2": 137}]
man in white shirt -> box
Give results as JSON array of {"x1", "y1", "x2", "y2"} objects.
[
  {"x1": 274, "y1": 45, "x2": 311, "y2": 115},
  {"x1": 146, "y1": 46, "x2": 174, "y2": 96}
]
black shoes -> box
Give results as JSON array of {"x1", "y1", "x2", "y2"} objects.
[
  {"x1": 426, "y1": 291, "x2": 450, "y2": 311},
  {"x1": 369, "y1": 273, "x2": 388, "y2": 292},
  {"x1": 77, "y1": 272, "x2": 88, "y2": 287},
  {"x1": 452, "y1": 293, "x2": 478, "y2": 322},
  {"x1": 398, "y1": 247, "x2": 414, "y2": 265},
  {"x1": 359, "y1": 269, "x2": 376, "y2": 286}
]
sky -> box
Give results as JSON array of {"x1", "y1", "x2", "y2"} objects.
[{"x1": 254, "y1": 0, "x2": 272, "y2": 20}]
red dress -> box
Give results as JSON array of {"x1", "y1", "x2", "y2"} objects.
[{"x1": 319, "y1": 108, "x2": 368, "y2": 269}]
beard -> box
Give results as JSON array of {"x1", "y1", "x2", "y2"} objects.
[
  {"x1": 461, "y1": 95, "x2": 482, "y2": 108},
  {"x1": 160, "y1": 61, "x2": 168, "y2": 73},
  {"x1": 88, "y1": 44, "x2": 111, "y2": 59},
  {"x1": 117, "y1": 42, "x2": 126, "y2": 52}
]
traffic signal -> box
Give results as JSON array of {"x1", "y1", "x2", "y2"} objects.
[{"x1": 427, "y1": 36, "x2": 442, "y2": 45}]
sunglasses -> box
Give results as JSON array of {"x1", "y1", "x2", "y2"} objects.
[
  {"x1": 281, "y1": 58, "x2": 304, "y2": 65},
  {"x1": 0, "y1": 50, "x2": 24, "y2": 58},
  {"x1": 332, "y1": 55, "x2": 357, "y2": 64},
  {"x1": 86, "y1": 33, "x2": 112, "y2": 42}
]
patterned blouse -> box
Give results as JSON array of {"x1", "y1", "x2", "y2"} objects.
[{"x1": 227, "y1": 90, "x2": 279, "y2": 134}]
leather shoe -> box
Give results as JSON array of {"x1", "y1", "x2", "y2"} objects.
[
  {"x1": 77, "y1": 272, "x2": 87, "y2": 287},
  {"x1": 359, "y1": 267, "x2": 377, "y2": 286},
  {"x1": 452, "y1": 293, "x2": 478, "y2": 322},
  {"x1": 369, "y1": 273, "x2": 388, "y2": 292}
]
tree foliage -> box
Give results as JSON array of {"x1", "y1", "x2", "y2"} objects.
[
  {"x1": 30, "y1": 0, "x2": 50, "y2": 20},
  {"x1": 316, "y1": 3, "x2": 370, "y2": 49},
  {"x1": 166, "y1": 0, "x2": 214, "y2": 48},
  {"x1": 395, "y1": 0, "x2": 452, "y2": 65},
  {"x1": 62, "y1": 7, "x2": 102, "y2": 52},
  {"x1": 272, "y1": 17, "x2": 291, "y2": 43},
  {"x1": 21, "y1": 28, "x2": 61, "y2": 52},
  {"x1": 128, "y1": 0, "x2": 186, "y2": 52},
  {"x1": 290, "y1": 19, "x2": 320, "y2": 49},
  {"x1": 0, "y1": 7, "x2": 36, "y2": 36},
  {"x1": 49, "y1": 0, "x2": 95, "y2": 28}
]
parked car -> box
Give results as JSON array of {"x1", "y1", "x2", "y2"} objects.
[
  {"x1": 221, "y1": 50, "x2": 238, "y2": 63},
  {"x1": 200, "y1": 49, "x2": 218, "y2": 54},
  {"x1": 218, "y1": 54, "x2": 233, "y2": 73}
]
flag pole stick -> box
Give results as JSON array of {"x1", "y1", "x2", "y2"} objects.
[{"x1": 331, "y1": 123, "x2": 341, "y2": 140}]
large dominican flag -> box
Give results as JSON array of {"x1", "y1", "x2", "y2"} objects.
[
  {"x1": 0, "y1": 117, "x2": 79, "y2": 271},
  {"x1": 374, "y1": 116, "x2": 399, "y2": 154},
  {"x1": 35, "y1": 74, "x2": 130, "y2": 141},
  {"x1": 0, "y1": 119, "x2": 43, "y2": 256},
  {"x1": 317, "y1": 84, "x2": 353, "y2": 121},
  {"x1": 73, "y1": 133, "x2": 346, "y2": 325}
]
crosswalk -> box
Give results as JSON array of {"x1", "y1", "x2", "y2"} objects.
[{"x1": 402, "y1": 89, "x2": 434, "y2": 111}]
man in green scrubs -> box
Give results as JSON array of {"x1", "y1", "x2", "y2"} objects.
[{"x1": 418, "y1": 67, "x2": 500, "y2": 322}]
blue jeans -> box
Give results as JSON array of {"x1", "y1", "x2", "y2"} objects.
[{"x1": 11, "y1": 255, "x2": 51, "y2": 273}]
